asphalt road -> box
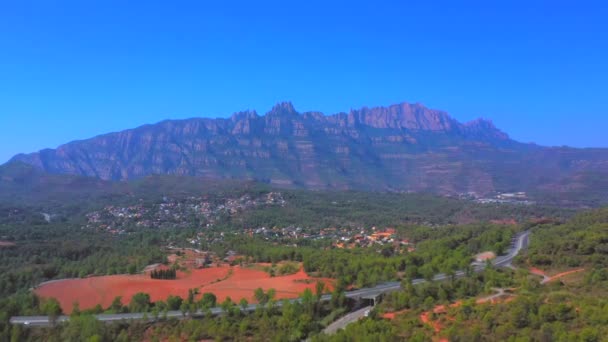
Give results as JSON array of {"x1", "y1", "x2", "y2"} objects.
[
  {"x1": 322, "y1": 306, "x2": 372, "y2": 335},
  {"x1": 10, "y1": 231, "x2": 530, "y2": 327}
]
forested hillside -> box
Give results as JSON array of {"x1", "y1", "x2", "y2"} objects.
[{"x1": 315, "y1": 207, "x2": 608, "y2": 342}]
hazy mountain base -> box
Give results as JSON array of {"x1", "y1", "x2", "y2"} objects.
[{"x1": 0, "y1": 162, "x2": 576, "y2": 223}]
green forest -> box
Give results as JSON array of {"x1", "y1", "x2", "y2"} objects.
[{"x1": 316, "y1": 208, "x2": 608, "y2": 342}]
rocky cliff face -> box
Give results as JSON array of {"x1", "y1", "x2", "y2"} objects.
[{"x1": 9, "y1": 101, "x2": 608, "y2": 196}]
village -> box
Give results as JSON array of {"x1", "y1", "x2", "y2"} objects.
[
  {"x1": 180, "y1": 225, "x2": 416, "y2": 261},
  {"x1": 84, "y1": 192, "x2": 286, "y2": 233},
  {"x1": 84, "y1": 191, "x2": 415, "y2": 255}
]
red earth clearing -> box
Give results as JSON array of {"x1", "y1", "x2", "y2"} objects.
[
  {"x1": 419, "y1": 301, "x2": 462, "y2": 334},
  {"x1": 382, "y1": 309, "x2": 409, "y2": 320},
  {"x1": 419, "y1": 291, "x2": 520, "y2": 341},
  {"x1": 35, "y1": 265, "x2": 332, "y2": 313}
]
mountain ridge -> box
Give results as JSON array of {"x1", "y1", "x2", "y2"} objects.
[{"x1": 7, "y1": 101, "x2": 608, "y2": 200}]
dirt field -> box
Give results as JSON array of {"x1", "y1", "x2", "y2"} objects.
[
  {"x1": 0, "y1": 240, "x2": 15, "y2": 247},
  {"x1": 35, "y1": 265, "x2": 333, "y2": 313}
]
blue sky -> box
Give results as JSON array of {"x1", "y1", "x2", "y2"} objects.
[{"x1": 1, "y1": 1, "x2": 607, "y2": 163}]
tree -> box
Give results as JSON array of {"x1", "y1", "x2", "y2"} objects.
[
  {"x1": 187, "y1": 288, "x2": 195, "y2": 304},
  {"x1": 10, "y1": 324, "x2": 22, "y2": 342},
  {"x1": 166, "y1": 295, "x2": 183, "y2": 310},
  {"x1": 129, "y1": 292, "x2": 151, "y2": 312},
  {"x1": 221, "y1": 296, "x2": 234, "y2": 313},
  {"x1": 254, "y1": 287, "x2": 268, "y2": 305},
  {"x1": 267, "y1": 288, "x2": 276, "y2": 302},
  {"x1": 315, "y1": 281, "x2": 325, "y2": 301},
  {"x1": 330, "y1": 287, "x2": 346, "y2": 310},
  {"x1": 71, "y1": 302, "x2": 81, "y2": 317},
  {"x1": 300, "y1": 288, "x2": 314, "y2": 316},
  {"x1": 180, "y1": 301, "x2": 189, "y2": 317},
  {"x1": 116, "y1": 330, "x2": 130, "y2": 342},
  {"x1": 239, "y1": 298, "x2": 249, "y2": 311},
  {"x1": 109, "y1": 296, "x2": 124, "y2": 313},
  {"x1": 41, "y1": 298, "x2": 62, "y2": 324},
  {"x1": 199, "y1": 292, "x2": 217, "y2": 309},
  {"x1": 61, "y1": 314, "x2": 105, "y2": 341},
  {"x1": 127, "y1": 264, "x2": 137, "y2": 274}
]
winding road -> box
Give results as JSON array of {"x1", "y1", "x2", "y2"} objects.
[{"x1": 10, "y1": 231, "x2": 530, "y2": 327}]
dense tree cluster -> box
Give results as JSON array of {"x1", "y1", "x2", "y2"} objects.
[
  {"x1": 523, "y1": 207, "x2": 608, "y2": 269},
  {"x1": 149, "y1": 268, "x2": 176, "y2": 280},
  {"x1": 0, "y1": 222, "x2": 167, "y2": 298}
]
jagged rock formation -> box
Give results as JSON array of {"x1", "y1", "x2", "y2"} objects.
[{"x1": 9, "y1": 101, "x2": 608, "y2": 196}]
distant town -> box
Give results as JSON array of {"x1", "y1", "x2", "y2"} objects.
[
  {"x1": 458, "y1": 191, "x2": 535, "y2": 205},
  {"x1": 84, "y1": 192, "x2": 286, "y2": 233}
]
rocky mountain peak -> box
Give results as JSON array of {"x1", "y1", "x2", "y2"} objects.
[
  {"x1": 230, "y1": 110, "x2": 259, "y2": 122},
  {"x1": 11, "y1": 100, "x2": 603, "y2": 198},
  {"x1": 267, "y1": 101, "x2": 298, "y2": 117},
  {"x1": 346, "y1": 102, "x2": 456, "y2": 131},
  {"x1": 464, "y1": 118, "x2": 509, "y2": 140}
]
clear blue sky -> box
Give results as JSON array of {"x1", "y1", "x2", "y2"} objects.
[{"x1": 1, "y1": 1, "x2": 607, "y2": 163}]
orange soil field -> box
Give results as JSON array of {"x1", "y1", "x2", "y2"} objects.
[{"x1": 35, "y1": 265, "x2": 332, "y2": 313}]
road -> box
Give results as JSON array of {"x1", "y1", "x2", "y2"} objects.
[
  {"x1": 322, "y1": 306, "x2": 372, "y2": 335},
  {"x1": 10, "y1": 231, "x2": 530, "y2": 327},
  {"x1": 340, "y1": 230, "x2": 530, "y2": 301}
]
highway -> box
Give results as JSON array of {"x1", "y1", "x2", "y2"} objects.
[
  {"x1": 322, "y1": 306, "x2": 372, "y2": 335},
  {"x1": 10, "y1": 230, "x2": 530, "y2": 327}
]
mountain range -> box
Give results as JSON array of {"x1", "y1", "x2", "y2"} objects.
[{"x1": 7, "y1": 101, "x2": 608, "y2": 205}]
